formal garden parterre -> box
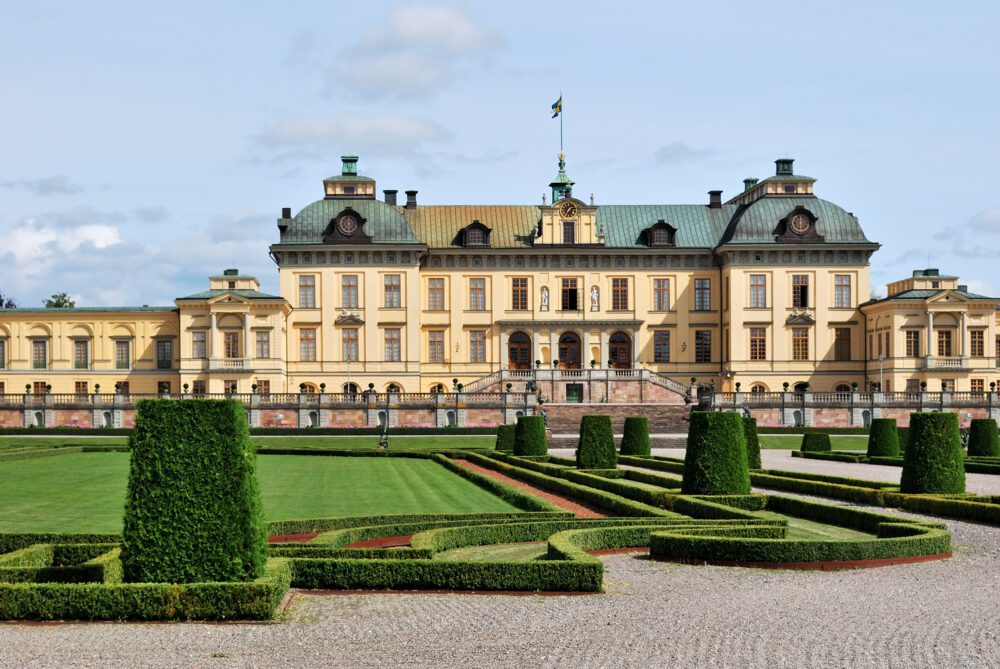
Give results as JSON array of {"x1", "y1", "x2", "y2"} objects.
[{"x1": 3, "y1": 404, "x2": 1000, "y2": 621}]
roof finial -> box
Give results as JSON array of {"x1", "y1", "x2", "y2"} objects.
[
  {"x1": 590, "y1": 193, "x2": 594, "y2": 206},
  {"x1": 542, "y1": 193, "x2": 547, "y2": 205}
]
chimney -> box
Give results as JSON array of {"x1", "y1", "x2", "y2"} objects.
[
  {"x1": 384, "y1": 190, "x2": 398, "y2": 206},
  {"x1": 958, "y1": 284, "x2": 968, "y2": 292},
  {"x1": 405, "y1": 190, "x2": 418, "y2": 209},
  {"x1": 281, "y1": 207, "x2": 291, "y2": 218},
  {"x1": 775, "y1": 158, "x2": 794, "y2": 176},
  {"x1": 743, "y1": 178, "x2": 759, "y2": 192},
  {"x1": 708, "y1": 190, "x2": 723, "y2": 209}
]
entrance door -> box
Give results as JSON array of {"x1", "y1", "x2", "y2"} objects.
[
  {"x1": 609, "y1": 331, "x2": 632, "y2": 369},
  {"x1": 566, "y1": 383, "x2": 584, "y2": 403},
  {"x1": 508, "y1": 332, "x2": 531, "y2": 369},
  {"x1": 558, "y1": 332, "x2": 582, "y2": 369}
]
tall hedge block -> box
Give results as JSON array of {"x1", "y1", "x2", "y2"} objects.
[
  {"x1": 514, "y1": 415, "x2": 547, "y2": 456},
  {"x1": 495, "y1": 424, "x2": 516, "y2": 452},
  {"x1": 967, "y1": 419, "x2": 1000, "y2": 457},
  {"x1": 121, "y1": 400, "x2": 267, "y2": 584},
  {"x1": 682, "y1": 411, "x2": 751, "y2": 495},
  {"x1": 800, "y1": 433, "x2": 832, "y2": 452},
  {"x1": 620, "y1": 417, "x2": 651, "y2": 457},
  {"x1": 576, "y1": 415, "x2": 617, "y2": 469},
  {"x1": 867, "y1": 418, "x2": 900, "y2": 457},
  {"x1": 742, "y1": 416, "x2": 762, "y2": 469},
  {"x1": 900, "y1": 412, "x2": 966, "y2": 494}
]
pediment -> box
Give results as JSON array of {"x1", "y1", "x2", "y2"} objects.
[
  {"x1": 335, "y1": 312, "x2": 366, "y2": 326},
  {"x1": 208, "y1": 293, "x2": 251, "y2": 305},
  {"x1": 928, "y1": 291, "x2": 971, "y2": 304},
  {"x1": 785, "y1": 311, "x2": 816, "y2": 325}
]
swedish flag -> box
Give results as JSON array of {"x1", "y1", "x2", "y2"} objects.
[{"x1": 551, "y1": 96, "x2": 562, "y2": 118}]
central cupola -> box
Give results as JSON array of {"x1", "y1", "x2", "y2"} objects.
[
  {"x1": 323, "y1": 155, "x2": 376, "y2": 199},
  {"x1": 549, "y1": 151, "x2": 575, "y2": 203}
]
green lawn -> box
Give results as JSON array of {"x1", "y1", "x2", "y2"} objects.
[
  {"x1": 0, "y1": 453, "x2": 520, "y2": 534},
  {"x1": 436, "y1": 541, "x2": 548, "y2": 562},
  {"x1": 759, "y1": 435, "x2": 868, "y2": 451},
  {"x1": 0, "y1": 435, "x2": 494, "y2": 452}
]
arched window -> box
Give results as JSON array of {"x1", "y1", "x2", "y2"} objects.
[
  {"x1": 301, "y1": 383, "x2": 317, "y2": 394},
  {"x1": 750, "y1": 383, "x2": 768, "y2": 394},
  {"x1": 343, "y1": 382, "x2": 359, "y2": 398},
  {"x1": 608, "y1": 331, "x2": 632, "y2": 369},
  {"x1": 508, "y1": 331, "x2": 531, "y2": 370},
  {"x1": 834, "y1": 383, "x2": 851, "y2": 393},
  {"x1": 558, "y1": 332, "x2": 582, "y2": 369},
  {"x1": 386, "y1": 383, "x2": 402, "y2": 394}
]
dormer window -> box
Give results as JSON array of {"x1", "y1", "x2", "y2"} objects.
[
  {"x1": 783, "y1": 184, "x2": 796, "y2": 194},
  {"x1": 458, "y1": 220, "x2": 491, "y2": 247},
  {"x1": 645, "y1": 220, "x2": 677, "y2": 247},
  {"x1": 467, "y1": 228, "x2": 485, "y2": 245},
  {"x1": 651, "y1": 228, "x2": 673, "y2": 246}
]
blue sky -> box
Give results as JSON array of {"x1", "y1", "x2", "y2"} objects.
[{"x1": 1, "y1": 1, "x2": 998, "y2": 306}]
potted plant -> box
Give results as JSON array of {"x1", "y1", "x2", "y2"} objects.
[
  {"x1": 590, "y1": 359, "x2": 597, "y2": 369},
  {"x1": 251, "y1": 383, "x2": 258, "y2": 393},
  {"x1": 782, "y1": 382, "x2": 790, "y2": 391},
  {"x1": 552, "y1": 359, "x2": 559, "y2": 369},
  {"x1": 94, "y1": 383, "x2": 101, "y2": 394},
  {"x1": 535, "y1": 359, "x2": 541, "y2": 369},
  {"x1": 457, "y1": 383, "x2": 464, "y2": 392},
  {"x1": 505, "y1": 382, "x2": 513, "y2": 391},
  {"x1": 851, "y1": 381, "x2": 859, "y2": 390},
  {"x1": 734, "y1": 382, "x2": 741, "y2": 391},
  {"x1": 920, "y1": 381, "x2": 927, "y2": 390}
]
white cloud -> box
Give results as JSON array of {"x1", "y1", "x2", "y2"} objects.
[
  {"x1": 653, "y1": 141, "x2": 714, "y2": 164},
  {"x1": 0, "y1": 175, "x2": 82, "y2": 196},
  {"x1": 970, "y1": 207, "x2": 1000, "y2": 233},
  {"x1": 963, "y1": 278, "x2": 997, "y2": 297}
]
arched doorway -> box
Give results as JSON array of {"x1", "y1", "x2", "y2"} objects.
[
  {"x1": 558, "y1": 332, "x2": 582, "y2": 369},
  {"x1": 609, "y1": 331, "x2": 632, "y2": 369},
  {"x1": 793, "y1": 382, "x2": 809, "y2": 393},
  {"x1": 508, "y1": 331, "x2": 531, "y2": 370}
]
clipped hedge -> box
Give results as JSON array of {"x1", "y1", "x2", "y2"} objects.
[
  {"x1": 967, "y1": 419, "x2": 1000, "y2": 457},
  {"x1": 900, "y1": 412, "x2": 966, "y2": 494},
  {"x1": 682, "y1": 412, "x2": 751, "y2": 495},
  {"x1": 743, "y1": 416, "x2": 762, "y2": 469},
  {"x1": 514, "y1": 415, "x2": 547, "y2": 456},
  {"x1": 495, "y1": 424, "x2": 516, "y2": 452},
  {"x1": 800, "y1": 433, "x2": 832, "y2": 452},
  {"x1": 620, "y1": 417, "x2": 651, "y2": 457},
  {"x1": 791, "y1": 451, "x2": 866, "y2": 463},
  {"x1": 576, "y1": 416, "x2": 616, "y2": 469},
  {"x1": 121, "y1": 400, "x2": 267, "y2": 584},
  {"x1": 867, "y1": 418, "x2": 900, "y2": 457}
]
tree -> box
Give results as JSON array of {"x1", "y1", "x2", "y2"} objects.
[
  {"x1": 44, "y1": 292, "x2": 75, "y2": 308},
  {"x1": 0, "y1": 291, "x2": 15, "y2": 308}
]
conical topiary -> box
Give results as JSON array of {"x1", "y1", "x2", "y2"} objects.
[
  {"x1": 743, "y1": 416, "x2": 762, "y2": 469},
  {"x1": 682, "y1": 411, "x2": 751, "y2": 495},
  {"x1": 900, "y1": 412, "x2": 966, "y2": 494},
  {"x1": 800, "y1": 433, "x2": 832, "y2": 452},
  {"x1": 514, "y1": 415, "x2": 547, "y2": 456},
  {"x1": 967, "y1": 418, "x2": 1000, "y2": 457},
  {"x1": 867, "y1": 418, "x2": 900, "y2": 457},
  {"x1": 620, "y1": 416, "x2": 651, "y2": 457},
  {"x1": 576, "y1": 415, "x2": 617, "y2": 469},
  {"x1": 495, "y1": 424, "x2": 515, "y2": 452}
]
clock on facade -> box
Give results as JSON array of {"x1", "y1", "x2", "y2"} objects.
[
  {"x1": 338, "y1": 214, "x2": 359, "y2": 235},
  {"x1": 789, "y1": 213, "x2": 810, "y2": 235},
  {"x1": 559, "y1": 201, "x2": 578, "y2": 218}
]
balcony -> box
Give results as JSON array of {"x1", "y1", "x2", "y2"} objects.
[{"x1": 923, "y1": 356, "x2": 968, "y2": 370}]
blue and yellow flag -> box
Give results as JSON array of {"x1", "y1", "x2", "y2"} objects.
[{"x1": 551, "y1": 96, "x2": 562, "y2": 118}]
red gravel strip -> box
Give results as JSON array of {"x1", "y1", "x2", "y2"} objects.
[
  {"x1": 268, "y1": 532, "x2": 319, "y2": 543},
  {"x1": 453, "y1": 460, "x2": 606, "y2": 518},
  {"x1": 345, "y1": 535, "x2": 412, "y2": 549}
]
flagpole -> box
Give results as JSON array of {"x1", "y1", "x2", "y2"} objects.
[{"x1": 559, "y1": 91, "x2": 564, "y2": 152}]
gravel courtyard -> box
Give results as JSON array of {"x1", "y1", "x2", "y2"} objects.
[{"x1": 3, "y1": 455, "x2": 1000, "y2": 668}]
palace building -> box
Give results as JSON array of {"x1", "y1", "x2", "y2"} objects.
[{"x1": 0, "y1": 154, "x2": 997, "y2": 415}]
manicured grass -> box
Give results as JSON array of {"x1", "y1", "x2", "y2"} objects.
[
  {"x1": 0, "y1": 437, "x2": 127, "y2": 451},
  {"x1": 0, "y1": 452, "x2": 520, "y2": 534},
  {"x1": 0, "y1": 435, "x2": 494, "y2": 451},
  {"x1": 436, "y1": 542, "x2": 548, "y2": 562},
  {"x1": 759, "y1": 435, "x2": 869, "y2": 451},
  {"x1": 760, "y1": 511, "x2": 872, "y2": 541}
]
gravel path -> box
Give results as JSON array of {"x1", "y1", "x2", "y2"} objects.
[{"x1": 4, "y1": 458, "x2": 1000, "y2": 668}]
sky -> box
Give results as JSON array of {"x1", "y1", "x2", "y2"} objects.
[{"x1": 1, "y1": 0, "x2": 998, "y2": 307}]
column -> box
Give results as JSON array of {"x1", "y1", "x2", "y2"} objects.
[
  {"x1": 927, "y1": 312, "x2": 933, "y2": 360},
  {"x1": 243, "y1": 312, "x2": 251, "y2": 362},
  {"x1": 633, "y1": 327, "x2": 641, "y2": 368},
  {"x1": 599, "y1": 330, "x2": 610, "y2": 364},
  {"x1": 499, "y1": 330, "x2": 509, "y2": 370},
  {"x1": 960, "y1": 311, "x2": 967, "y2": 359},
  {"x1": 209, "y1": 312, "x2": 217, "y2": 362},
  {"x1": 549, "y1": 331, "x2": 558, "y2": 364}
]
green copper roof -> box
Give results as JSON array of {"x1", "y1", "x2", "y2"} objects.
[
  {"x1": 760, "y1": 174, "x2": 816, "y2": 183},
  {"x1": 0, "y1": 307, "x2": 175, "y2": 313},
  {"x1": 323, "y1": 175, "x2": 375, "y2": 182},
  {"x1": 597, "y1": 205, "x2": 736, "y2": 248},
  {"x1": 279, "y1": 198, "x2": 420, "y2": 245},
  {"x1": 882, "y1": 289, "x2": 995, "y2": 301},
  {"x1": 176, "y1": 289, "x2": 284, "y2": 301},
  {"x1": 720, "y1": 196, "x2": 874, "y2": 245}
]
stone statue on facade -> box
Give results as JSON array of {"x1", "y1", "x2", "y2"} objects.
[
  {"x1": 540, "y1": 286, "x2": 549, "y2": 311},
  {"x1": 591, "y1": 286, "x2": 599, "y2": 311}
]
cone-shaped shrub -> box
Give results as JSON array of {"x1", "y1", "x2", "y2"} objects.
[
  {"x1": 800, "y1": 433, "x2": 832, "y2": 452},
  {"x1": 867, "y1": 418, "x2": 900, "y2": 457},
  {"x1": 620, "y1": 416, "x2": 651, "y2": 457},
  {"x1": 743, "y1": 416, "x2": 762, "y2": 469},
  {"x1": 900, "y1": 412, "x2": 966, "y2": 494},
  {"x1": 576, "y1": 415, "x2": 617, "y2": 469},
  {"x1": 682, "y1": 411, "x2": 751, "y2": 495},
  {"x1": 495, "y1": 424, "x2": 515, "y2": 452},
  {"x1": 967, "y1": 418, "x2": 1000, "y2": 457},
  {"x1": 121, "y1": 399, "x2": 267, "y2": 584},
  {"x1": 514, "y1": 415, "x2": 547, "y2": 456}
]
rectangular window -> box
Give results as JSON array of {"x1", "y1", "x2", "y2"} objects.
[
  {"x1": 428, "y1": 330, "x2": 445, "y2": 363},
  {"x1": 32, "y1": 340, "x2": 47, "y2": 369},
  {"x1": 469, "y1": 278, "x2": 486, "y2": 310},
  {"x1": 877, "y1": 331, "x2": 883, "y2": 357},
  {"x1": 342, "y1": 275, "x2": 359, "y2": 309},
  {"x1": 298, "y1": 274, "x2": 316, "y2": 308},
  {"x1": 792, "y1": 328, "x2": 809, "y2": 361},
  {"x1": 384, "y1": 274, "x2": 401, "y2": 308},
  {"x1": 192, "y1": 331, "x2": 207, "y2": 359},
  {"x1": 653, "y1": 278, "x2": 670, "y2": 311},
  {"x1": 300, "y1": 328, "x2": 316, "y2": 361},
  {"x1": 75, "y1": 381, "x2": 88, "y2": 398},
  {"x1": 117, "y1": 381, "x2": 129, "y2": 396},
  {"x1": 937, "y1": 330, "x2": 953, "y2": 357},
  {"x1": 428, "y1": 278, "x2": 445, "y2": 311},
  {"x1": 156, "y1": 340, "x2": 173, "y2": 369},
  {"x1": 224, "y1": 332, "x2": 239, "y2": 359},
  {"x1": 0, "y1": 381, "x2": 4, "y2": 394},
  {"x1": 749, "y1": 328, "x2": 767, "y2": 361},
  {"x1": 971, "y1": 378, "x2": 985, "y2": 395},
  {"x1": 906, "y1": 331, "x2": 920, "y2": 358},
  {"x1": 470, "y1": 330, "x2": 486, "y2": 363},
  {"x1": 792, "y1": 274, "x2": 809, "y2": 308},
  {"x1": 834, "y1": 274, "x2": 852, "y2": 308},
  {"x1": 971, "y1": 330, "x2": 985, "y2": 357},
  {"x1": 255, "y1": 331, "x2": 270, "y2": 359},
  {"x1": 834, "y1": 327, "x2": 852, "y2": 361},
  {"x1": 694, "y1": 330, "x2": 712, "y2": 363},
  {"x1": 562, "y1": 220, "x2": 575, "y2": 244},
  {"x1": 610, "y1": 278, "x2": 629, "y2": 310},
  {"x1": 157, "y1": 381, "x2": 171, "y2": 395},
  {"x1": 192, "y1": 380, "x2": 206, "y2": 396},
  {"x1": 224, "y1": 380, "x2": 237, "y2": 395},
  {"x1": 749, "y1": 274, "x2": 767, "y2": 308},
  {"x1": 342, "y1": 328, "x2": 359, "y2": 362},
  {"x1": 33, "y1": 381, "x2": 47, "y2": 396},
  {"x1": 653, "y1": 331, "x2": 671, "y2": 363},
  {"x1": 0, "y1": 340, "x2": 5, "y2": 369},
  {"x1": 115, "y1": 340, "x2": 131, "y2": 370},
  {"x1": 384, "y1": 328, "x2": 401, "y2": 361},
  {"x1": 74, "y1": 340, "x2": 89, "y2": 369},
  {"x1": 561, "y1": 278, "x2": 579, "y2": 311},
  {"x1": 694, "y1": 279, "x2": 711, "y2": 311},
  {"x1": 256, "y1": 380, "x2": 270, "y2": 396},
  {"x1": 511, "y1": 278, "x2": 528, "y2": 310}
]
